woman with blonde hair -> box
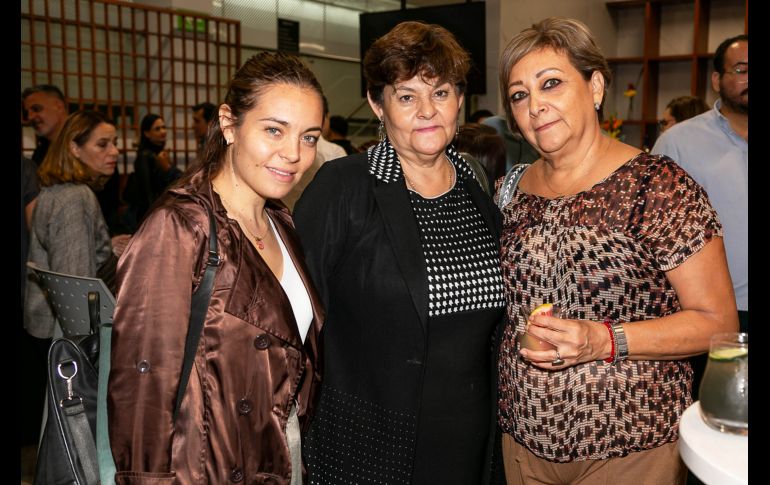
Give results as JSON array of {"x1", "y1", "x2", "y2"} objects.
[{"x1": 25, "y1": 110, "x2": 122, "y2": 339}]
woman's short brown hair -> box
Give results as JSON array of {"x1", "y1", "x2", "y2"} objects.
[
  {"x1": 37, "y1": 110, "x2": 114, "y2": 188},
  {"x1": 363, "y1": 21, "x2": 471, "y2": 105},
  {"x1": 667, "y1": 95, "x2": 709, "y2": 123},
  {"x1": 498, "y1": 17, "x2": 612, "y2": 134},
  {"x1": 454, "y1": 123, "x2": 507, "y2": 182}
]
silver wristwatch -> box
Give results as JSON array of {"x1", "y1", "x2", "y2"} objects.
[{"x1": 612, "y1": 322, "x2": 629, "y2": 360}]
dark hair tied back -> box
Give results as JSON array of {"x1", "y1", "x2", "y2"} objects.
[{"x1": 186, "y1": 52, "x2": 324, "y2": 184}]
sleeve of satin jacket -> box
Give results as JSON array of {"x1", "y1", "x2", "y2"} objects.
[{"x1": 107, "y1": 202, "x2": 205, "y2": 482}]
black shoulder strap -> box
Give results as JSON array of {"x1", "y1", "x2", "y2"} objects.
[{"x1": 173, "y1": 204, "x2": 220, "y2": 421}]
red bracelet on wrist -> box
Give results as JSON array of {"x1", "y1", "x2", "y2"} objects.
[{"x1": 602, "y1": 317, "x2": 616, "y2": 363}]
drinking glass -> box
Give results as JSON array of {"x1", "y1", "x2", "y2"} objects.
[
  {"x1": 698, "y1": 332, "x2": 748, "y2": 435},
  {"x1": 517, "y1": 304, "x2": 560, "y2": 351}
]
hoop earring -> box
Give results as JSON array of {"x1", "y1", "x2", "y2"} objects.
[{"x1": 378, "y1": 118, "x2": 386, "y2": 142}]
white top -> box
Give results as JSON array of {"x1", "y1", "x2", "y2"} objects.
[
  {"x1": 316, "y1": 136, "x2": 346, "y2": 164},
  {"x1": 269, "y1": 217, "x2": 313, "y2": 342},
  {"x1": 678, "y1": 401, "x2": 748, "y2": 485}
]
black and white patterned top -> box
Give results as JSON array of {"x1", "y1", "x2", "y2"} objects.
[{"x1": 405, "y1": 165, "x2": 505, "y2": 317}]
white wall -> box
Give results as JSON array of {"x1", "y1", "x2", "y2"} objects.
[{"x1": 477, "y1": 0, "x2": 616, "y2": 115}]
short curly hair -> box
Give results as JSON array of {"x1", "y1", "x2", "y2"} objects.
[{"x1": 363, "y1": 21, "x2": 471, "y2": 105}]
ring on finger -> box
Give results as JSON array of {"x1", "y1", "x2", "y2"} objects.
[{"x1": 552, "y1": 349, "x2": 565, "y2": 366}]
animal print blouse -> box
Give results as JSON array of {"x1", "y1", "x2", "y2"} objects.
[{"x1": 497, "y1": 153, "x2": 722, "y2": 462}]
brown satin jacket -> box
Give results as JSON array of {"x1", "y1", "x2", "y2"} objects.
[{"x1": 107, "y1": 171, "x2": 324, "y2": 484}]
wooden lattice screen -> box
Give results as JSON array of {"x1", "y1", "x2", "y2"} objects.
[{"x1": 21, "y1": 0, "x2": 241, "y2": 171}]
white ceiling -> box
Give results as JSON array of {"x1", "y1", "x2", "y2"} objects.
[{"x1": 312, "y1": 0, "x2": 470, "y2": 12}]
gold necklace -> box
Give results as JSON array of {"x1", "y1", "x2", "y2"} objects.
[
  {"x1": 241, "y1": 219, "x2": 271, "y2": 251},
  {"x1": 217, "y1": 190, "x2": 271, "y2": 250},
  {"x1": 402, "y1": 156, "x2": 455, "y2": 195}
]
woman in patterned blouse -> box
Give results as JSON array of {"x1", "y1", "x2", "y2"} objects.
[{"x1": 494, "y1": 17, "x2": 738, "y2": 485}]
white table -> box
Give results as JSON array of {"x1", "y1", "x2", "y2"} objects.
[{"x1": 678, "y1": 401, "x2": 748, "y2": 485}]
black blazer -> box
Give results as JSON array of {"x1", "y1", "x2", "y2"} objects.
[{"x1": 294, "y1": 147, "x2": 505, "y2": 484}]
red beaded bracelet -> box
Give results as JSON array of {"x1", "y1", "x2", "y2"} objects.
[{"x1": 602, "y1": 317, "x2": 616, "y2": 363}]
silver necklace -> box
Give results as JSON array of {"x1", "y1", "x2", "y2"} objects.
[{"x1": 402, "y1": 155, "x2": 455, "y2": 195}]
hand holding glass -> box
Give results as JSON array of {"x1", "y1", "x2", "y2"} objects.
[{"x1": 518, "y1": 304, "x2": 559, "y2": 351}]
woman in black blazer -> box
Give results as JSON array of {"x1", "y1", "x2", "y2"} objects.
[{"x1": 294, "y1": 21, "x2": 505, "y2": 484}]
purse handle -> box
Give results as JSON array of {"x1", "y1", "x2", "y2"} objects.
[
  {"x1": 173, "y1": 204, "x2": 221, "y2": 421},
  {"x1": 496, "y1": 163, "x2": 530, "y2": 210}
]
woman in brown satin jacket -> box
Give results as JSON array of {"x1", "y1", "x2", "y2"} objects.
[{"x1": 107, "y1": 52, "x2": 326, "y2": 484}]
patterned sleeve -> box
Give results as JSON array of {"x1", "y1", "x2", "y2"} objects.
[{"x1": 636, "y1": 156, "x2": 723, "y2": 271}]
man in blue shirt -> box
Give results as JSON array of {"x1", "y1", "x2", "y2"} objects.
[{"x1": 652, "y1": 34, "x2": 748, "y2": 332}]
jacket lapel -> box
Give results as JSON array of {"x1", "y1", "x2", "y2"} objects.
[
  {"x1": 367, "y1": 140, "x2": 430, "y2": 331},
  {"x1": 372, "y1": 177, "x2": 429, "y2": 334},
  {"x1": 268, "y1": 205, "x2": 325, "y2": 360}
]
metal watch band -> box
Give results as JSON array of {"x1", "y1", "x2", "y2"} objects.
[{"x1": 612, "y1": 322, "x2": 629, "y2": 360}]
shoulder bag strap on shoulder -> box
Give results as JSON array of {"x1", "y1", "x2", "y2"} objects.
[
  {"x1": 173, "y1": 204, "x2": 221, "y2": 421},
  {"x1": 497, "y1": 163, "x2": 530, "y2": 210}
]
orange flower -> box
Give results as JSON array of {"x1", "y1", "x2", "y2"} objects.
[{"x1": 602, "y1": 113, "x2": 623, "y2": 140}]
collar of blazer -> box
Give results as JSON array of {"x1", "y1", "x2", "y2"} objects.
[
  {"x1": 367, "y1": 137, "x2": 499, "y2": 331},
  {"x1": 366, "y1": 137, "x2": 477, "y2": 184}
]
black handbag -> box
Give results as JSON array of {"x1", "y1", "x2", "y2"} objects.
[
  {"x1": 33, "y1": 204, "x2": 220, "y2": 484},
  {"x1": 34, "y1": 334, "x2": 101, "y2": 485}
]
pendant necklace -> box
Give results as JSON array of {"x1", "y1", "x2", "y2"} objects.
[
  {"x1": 241, "y1": 219, "x2": 270, "y2": 250},
  {"x1": 217, "y1": 190, "x2": 271, "y2": 251}
]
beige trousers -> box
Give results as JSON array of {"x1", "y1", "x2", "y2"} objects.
[
  {"x1": 286, "y1": 404, "x2": 302, "y2": 485},
  {"x1": 502, "y1": 433, "x2": 687, "y2": 485}
]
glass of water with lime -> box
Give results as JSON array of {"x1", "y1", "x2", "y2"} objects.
[{"x1": 698, "y1": 332, "x2": 748, "y2": 435}]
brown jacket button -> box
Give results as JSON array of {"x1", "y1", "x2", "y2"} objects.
[
  {"x1": 253, "y1": 334, "x2": 269, "y2": 350},
  {"x1": 136, "y1": 360, "x2": 150, "y2": 373},
  {"x1": 237, "y1": 398, "x2": 253, "y2": 415},
  {"x1": 230, "y1": 467, "x2": 244, "y2": 483}
]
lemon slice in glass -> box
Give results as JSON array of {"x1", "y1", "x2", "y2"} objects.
[{"x1": 709, "y1": 348, "x2": 748, "y2": 361}]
